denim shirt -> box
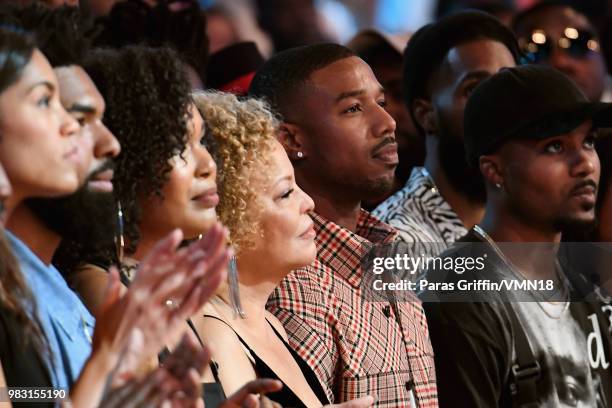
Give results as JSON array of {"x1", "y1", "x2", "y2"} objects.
[{"x1": 6, "y1": 231, "x2": 95, "y2": 389}]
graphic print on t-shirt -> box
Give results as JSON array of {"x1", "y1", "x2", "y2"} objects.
[{"x1": 513, "y1": 301, "x2": 610, "y2": 407}]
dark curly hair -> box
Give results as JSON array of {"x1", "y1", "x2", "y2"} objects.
[
  {"x1": 0, "y1": 3, "x2": 99, "y2": 68},
  {"x1": 83, "y1": 45, "x2": 192, "y2": 255}
]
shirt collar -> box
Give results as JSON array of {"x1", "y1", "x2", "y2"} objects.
[
  {"x1": 409, "y1": 166, "x2": 464, "y2": 217},
  {"x1": 312, "y1": 209, "x2": 396, "y2": 287}
]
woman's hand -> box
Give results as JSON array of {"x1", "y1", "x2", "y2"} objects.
[
  {"x1": 70, "y1": 224, "x2": 231, "y2": 408},
  {"x1": 99, "y1": 333, "x2": 210, "y2": 408},
  {"x1": 94, "y1": 223, "x2": 231, "y2": 376}
]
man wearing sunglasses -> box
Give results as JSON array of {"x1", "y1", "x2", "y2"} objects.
[{"x1": 513, "y1": 1, "x2": 612, "y2": 103}]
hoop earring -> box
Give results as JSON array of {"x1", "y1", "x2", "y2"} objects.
[{"x1": 228, "y1": 256, "x2": 246, "y2": 319}]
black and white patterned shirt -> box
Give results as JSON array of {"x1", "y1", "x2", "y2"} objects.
[{"x1": 373, "y1": 167, "x2": 467, "y2": 256}]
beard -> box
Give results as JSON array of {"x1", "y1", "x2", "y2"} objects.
[
  {"x1": 553, "y1": 211, "x2": 597, "y2": 237},
  {"x1": 25, "y1": 165, "x2": 117, "y2": 247},
  {"x1": 356, "y1": 173, "x2": 396, "y2": 201},
  {"x1": 437, "y1": 120, "x2": 487, "y2": 204},
  {"x1": 507, "y1": 190, "x2": 597, "y2": 238}
]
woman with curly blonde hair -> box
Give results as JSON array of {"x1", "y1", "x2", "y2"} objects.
[{"x1": 191, "y1": 91, "x2": 373, "y2": 408}]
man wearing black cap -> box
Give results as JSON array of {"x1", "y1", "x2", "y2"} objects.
[
  {"x1": 422, "y1": 65, "x2": 612, "y2": 407},
  {"x1": 373, "y1": 11, "x2": 519, "y2": 259}
]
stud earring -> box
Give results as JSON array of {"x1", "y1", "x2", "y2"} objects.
[
  {"x1": 495, "y1": 183, "x2": 502, "y2": 189},
  {"x1": 296, "y1": 151, "x2": 304, "y2": 158}
]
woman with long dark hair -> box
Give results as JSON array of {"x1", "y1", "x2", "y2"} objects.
[
  {"x1": 0, "y1": 24, "x2": 229, "y2": 407},
  {"x1": 0, "y1": 25, "x2": 55, "y2": 396}
]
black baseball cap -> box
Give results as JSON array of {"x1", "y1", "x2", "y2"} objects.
[{"x1": 464, "y1": 64, "x2": 612, "y2": 167}]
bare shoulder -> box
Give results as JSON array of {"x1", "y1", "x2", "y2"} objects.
[
  {"x1": 196, "y1": 303, "x2": 240, "y2": 344},
  {"x1": 193, "y1": 304, "x2": 258, "y2": 396}
]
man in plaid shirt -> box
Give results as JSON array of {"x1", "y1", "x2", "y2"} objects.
[{"x1": 250, "y1": 44, "x2": 438, "y2": 407}]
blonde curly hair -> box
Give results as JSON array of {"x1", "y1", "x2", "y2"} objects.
[{"x1": 192, "y1": 91, "x2": 278, "y2": 252}]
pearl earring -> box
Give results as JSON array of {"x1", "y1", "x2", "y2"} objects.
[
  {"x1": 495, "y1": 183, "x2": 502, "y2": 189},
  {"x1": 296, "y1": 151, "x2": 304, "y2": 158}
]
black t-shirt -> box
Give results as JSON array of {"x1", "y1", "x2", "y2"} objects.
[
  {"x1": 420, "y1": 230, "x2": 612, "y2": 407},
  {"x1": 0, "y1": 306, "x2": 54, "y2": 407}
]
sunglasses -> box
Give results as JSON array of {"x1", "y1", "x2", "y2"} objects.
[{"x1": 519, "y1": 27, "x2": 600, "y2": 64}]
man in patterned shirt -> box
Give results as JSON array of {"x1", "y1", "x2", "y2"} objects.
[
  {"x1": 250, "y1": 44, "x2": 438, "y2": 407},
  {"x1": 373, "y1": 12, "x2": 520, "y2": 255}
]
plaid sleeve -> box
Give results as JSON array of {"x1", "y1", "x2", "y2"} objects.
[{"x1": 267, "y1": 265, "x2": 339, "y2": 403}]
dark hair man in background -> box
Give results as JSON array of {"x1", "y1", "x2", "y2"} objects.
[
  {"x1": 423, "y1": 64, "x2": 612, "y2": 407},
  {"x1": 373, "y1": 11, "x2": 519, "y2": 257}
]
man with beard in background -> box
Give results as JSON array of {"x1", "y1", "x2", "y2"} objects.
[
  {"x1": 0, "y1": 5, "x2": 122, "y2": 277},
  {"x1": 422, "y1": 64, "x2": 612, "y2": 408},
  {"x1": 373, "y1": 11, "x2": 519, "y2": 258}
]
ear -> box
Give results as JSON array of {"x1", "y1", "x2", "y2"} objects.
[
  {"x1": 278, "y1": 122, "x2": 307, "y2": 161},
  {"x1": 412, "y1": 98, "x2": 438, "y2": 135},
  {"x1": 479, "y1": 155, "x2": 504, "y2": 189}
]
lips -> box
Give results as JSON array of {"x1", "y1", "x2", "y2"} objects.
[
  {"x1": 88, "y1": 169, "x2": 114, "y2": 193},
  {"x1": 569, "y1": 181, "x2": 597, "y2": 205},
  {"x1": 192, "y1": 187, "x2": 219, "y2": 208},
  {"x1": 570, "y1": 187, "x2": 596, "y2": 204},
  {"x1": 299, "y1": 220, "x2": 316, "y2": 240},
  {"x1": 571, "y1": 186, "x2": 596, "y2": 196},
  {"x1": 372, "y1": 142, "x2": 399, "y2": 165}
]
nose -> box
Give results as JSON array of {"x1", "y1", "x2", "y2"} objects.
[
  {"x1": 93, "y1": 122, "x2": 121, "y2": 159},
  {"x1": 569, "y1": 147, "x2": 598, "y2": 179},
  {"x1": 59, "y1": 106, "x2": 80, "y2": 138},
  {"x1": 548, "y1": 47, "x2": 578, "y2": 77},
  {"x1": 0, "y1": 162, "x2": 12, "y2": 201},
  {"x1": 196, "y1": 145, "x2": 217, "y2": 180},
  {"x1": 299, "y1": 187, "x2": 315, "y2": 213},
  {"x1": 373, "y1": 102, "x2": 396, "y2": 139}
]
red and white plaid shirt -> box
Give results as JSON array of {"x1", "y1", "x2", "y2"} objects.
[{"x1": 267, "y1": 210, "x2": 438, "y2": 407}]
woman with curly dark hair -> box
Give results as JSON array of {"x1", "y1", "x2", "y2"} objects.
[{"x1": 62, "y1": 45, "x2": 220, "y2": 316}]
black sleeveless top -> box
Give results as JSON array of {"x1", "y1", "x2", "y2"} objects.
[{"x1": 203, "y1": 315, "x2": 329, "y2": 408}]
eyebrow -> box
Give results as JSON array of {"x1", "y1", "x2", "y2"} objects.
[
  {"x1": 67, "y1": 102, "x2": 96, "y2": 114},
  {"x1": 334, "y1": 86, "x2": 385, "y2": 103},
  {"x1": 273, "y1": 174, "x2": 292, "y2": 187},
  {"x1": 457, "y1": 70, "x2": 493, "y2": 86},
  {"x1": 27, "y1": 80, "x2": 54, "y2": 94}
]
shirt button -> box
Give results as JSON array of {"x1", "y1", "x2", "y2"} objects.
[
  {"x1": 405, "y1": 380, "x2": 414, "y2": 391},
  {"x1": 383, "y1": 305, "x2": 391, "y2": 317}
]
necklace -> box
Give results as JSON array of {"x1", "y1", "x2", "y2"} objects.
[{"x1": 472, "y1": 225, "x2": 570, "y2": 319}]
